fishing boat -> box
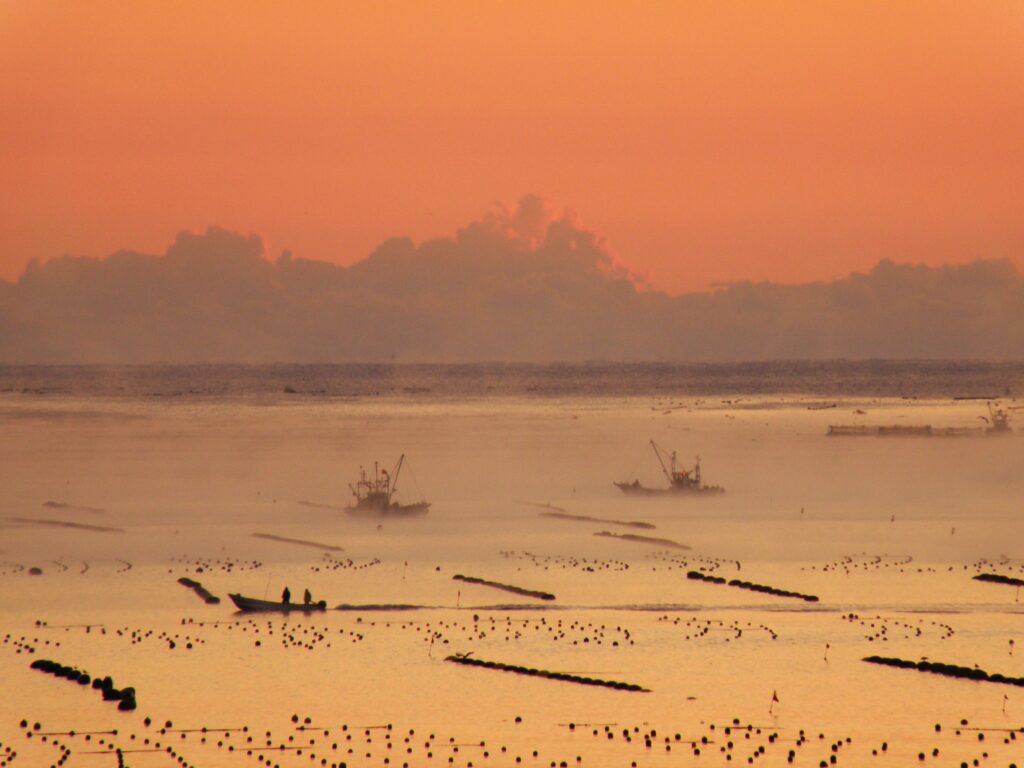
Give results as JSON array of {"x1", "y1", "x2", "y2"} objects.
[
  {"x1": 983, "y1": 403, "x2": 1012, "y2": 435},
  {"x1": 347, "y1": 455, "x2": 431, "y2": 517},
  {"x1": 228, "y1": 593, "x2": 327, "y2": 612},
  {"x1": 615, "y1": 441, "x2": 724, "y2": 496}
]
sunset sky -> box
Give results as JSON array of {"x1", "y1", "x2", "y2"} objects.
[{"x1": 1, "y1": 1, "x2": 1021, "y2": 293}]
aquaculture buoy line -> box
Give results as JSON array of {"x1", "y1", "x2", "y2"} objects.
[
  {"x1": 42, "y1": 500, "x2": 106, "y2": 514},
  {"x1": 176, "y1": 577, "x2": 221, "y2": 604},
  {"x1": 648, "y1": 552, "x2": 741, "y2": 574},
  {"x1": 171, "y1": 554, "x2": 263, "y2": 574},
  {"x1": 251, "y1": 532, "x2": 345, "y2": 552},
  {"x1": 28, "y1": 659, "x2": 137, "y2": 710},
  {"x1": 335, "y1": 603, "x2": 423, "y2": 611},
  {"x1": 658, "y1": 614, "x2": 779, "y2": 642},
  {"x1": 445, "y1": 653, "x2": 649, "y2": 691},
  {"x1": 864, "y1": 655, "x2": 1024, "y2": 687},
  {"x1": 500, "y1": 550, "x2": 632, "y2": 572},
  {"x1": 315, "y1": 553, "x2": 381, "y2": 572},
  {"x1": 594, "y1": 531, "x2": 690, "y2": 550},
  {"x1": 537, "y1": 510, "x2": 656, "y2": 529},
  {"x1": 974, "y1": 573, "x2": 1024, "y2": 588},
  {"x1": 453, "y1": 575, "x2": 556, "y2": 601},
  {"x1": 686, "y1": 571, "x2": 820, "y2": 602},
  {"x1": 8, "y1": 516, "x2": 125, "y2": 533},
  {"x1": 841, "y1": 612, "x2": 954, "y2": 642},
  {"x1": 803, "y1": 553, "x2": 913, "y2": 573}
]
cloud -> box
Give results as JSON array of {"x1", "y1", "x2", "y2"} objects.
[{"x1": 1, "y1": 196, "x2": 1022, "y2": 362}]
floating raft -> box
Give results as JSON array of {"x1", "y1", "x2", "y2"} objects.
[
  {"x1": 973, "y1": 573, "x2": 1024, "y2": 588},
  {"x1": 177, "y1": 577, "x2": 221, "y2": 604},
  {"x1": 453, "y1": 574, "x2": 555, "y2": 601},
  {"x1": 9, "y1": 517, "x2": 124, "y2": 533},
  {"x1": 445, "y1": 655, "x2": 649, "y2": 692},
  {"x1": 539, "y1": 511, "x2": 656, "y2": 530},
  {"x1": 42, "y1": 501, "x2": 105, "y2": 514},
  {"x1": 595, "y1": 531, "x2": 689, "y2": 550},
  {"x1": 687, "y1": 571, "x2": 819, "y2": 602},
  {"x1": 513, "y1": 500, "x2": 568, "y2": 513},
  {"x1": 828, "y1": 425, "x2": 984, "y2": 438},
  {"x1": 864, "y1": 655, "x2": 1024, "y2": 687},
  {"x1": 252, "y1": 533, "x2": 344, "y2": 552}
]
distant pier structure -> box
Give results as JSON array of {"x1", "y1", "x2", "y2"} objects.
[{"x1": 827, "y1": 403, "x2": 1013, "y2": 438}]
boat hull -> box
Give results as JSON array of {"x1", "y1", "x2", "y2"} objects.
[
  {"x1": 614, "y1": 481, "x2": 724, "y2": 497},
  {"x1": 229, "y1": 593, "x2": 327, "y2": 612},
  {"x1": 346, "y1": 501, "x2": 431, "y2": 518}
]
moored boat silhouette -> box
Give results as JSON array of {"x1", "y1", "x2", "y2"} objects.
[
  {"x1": 228, "y1": 593, "x2": 327, "y2": 612},
  {"x1": 347, "y1": 455, "x2": 431, "y2": 517},
  {"x1": 615, "y1": 441, "x2": 724, "y2": 496}
]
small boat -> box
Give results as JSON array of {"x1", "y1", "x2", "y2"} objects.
[
  {"x1": 615, "y1": 441, "x2": 724, "y2": 496},
  {"x1": 229, "y1": 593, "x2": 327, "y2": 612},
  {"x1": 347, "y1": 455, "x2": 431, "y2": 517}
]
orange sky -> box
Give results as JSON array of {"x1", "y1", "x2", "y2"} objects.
[{"x1": 1, "y1": 1, "x2": 1022, "y2": 293}]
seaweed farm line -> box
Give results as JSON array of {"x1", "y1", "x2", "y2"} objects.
[{"x1": 2, "y1": 390, "x2": 1024, "y2": 767}]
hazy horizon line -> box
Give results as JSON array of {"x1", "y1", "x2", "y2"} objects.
[{"x1": 3, "y1": 358, "x2": 1024, "y2": 367}]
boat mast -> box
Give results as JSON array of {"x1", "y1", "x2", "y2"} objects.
[
  {"x1": 650, "y1": 441, "x2": 674, "y2": 485},
  {"x1": 350, "y1": 464, "x2": 367, "y2": 502},
  {"x1": 389, "y1": 454, "x2": 406, "y2": 501}
]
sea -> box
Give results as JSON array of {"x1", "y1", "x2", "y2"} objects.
[{"x1": 1, "y1": 362, "x2": 1022, "y2": 767}]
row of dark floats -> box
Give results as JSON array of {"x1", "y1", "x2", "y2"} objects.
[
  {"x1": 445, "y1": 653, "x2": 648, "y2": 692},
  {"x1": 864, "y1": 655, "x2": 1024, "y2": 688},
  {"x1": 686, "y1": 571, "x2": 820, "y2": 602},
  {"x1": 29, "y1": 659, "x2": 137, "y2": 710},
  {"x1": 683, "y1": 568, "x2": 1020, "y2": 607},
  {"x1": 177, "y1": 577, "x2": 220, "y2": 604}
]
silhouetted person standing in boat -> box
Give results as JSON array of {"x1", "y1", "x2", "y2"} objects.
[
  {"x1": 303, "y1": 588, "x2": 312, "y2": 605},
  {"x1": 282, "y1": 586, "x2": 291, "y2": 604}
]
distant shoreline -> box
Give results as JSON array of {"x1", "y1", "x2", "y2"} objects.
[{"x1": 0, "y1": 360, "x2": 1019, "y2": 400}]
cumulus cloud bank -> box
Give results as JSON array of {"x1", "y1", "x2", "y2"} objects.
[{"x1": 1, "y1": 196, "x2": 1022, "y2": 362}]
